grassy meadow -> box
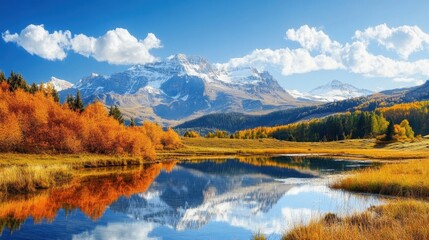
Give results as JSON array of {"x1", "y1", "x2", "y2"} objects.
[{"x1": 169, "y1": 137, "x2": 429, "y2": 160}]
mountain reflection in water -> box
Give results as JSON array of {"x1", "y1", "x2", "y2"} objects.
[{"x1": 0, "y1": 156, "x2": 380, "y2": 240}]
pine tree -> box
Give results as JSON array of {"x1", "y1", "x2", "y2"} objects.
[
  {"x1": 74, "y1": 91, "x2": 84, "y2": 112},
  {"x1": 130, "y1": 117, "x2": 136, "y2": 127},
  {"x1": 52, "y1": 89, "x2": 60, "y2": 102},
  {"x1": 0, "y1": 72, "x2": 6, "y2": 82},
  {"x1": 66, "y1": 95, "x2": 75, "y2": 110},
  {"x1": 29, "y1": 83, "x2": 39, "y2": 94},
  {"x1": 7, "y1": 72, "x2": 29, "y2": 92},
  {"x1": 385, "y1": 120, "x2": 395, "y2": 141},
  {"x1": 108, "y1": 105, "x2": 124, "y2": 124}
]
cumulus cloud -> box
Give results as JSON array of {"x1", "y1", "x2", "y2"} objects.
[
  {"x1": 222, "y1": 24, "x2": 429, "y2": 85},
  {"x1": 2, "y1": 24, "x2": 71, "y2": 60},
  {"x1": 3, "y1": 24, "x2": 162, "y2": 65},
  {"x1": 72, "y1": 222, "x2": 159, "y2": 240},
  {"x1": 355, "y1": 24, "x2": 429, "y2": 59},
  {"x1": 343, "y1": 40, "x2": 429, "y2": 85},
  {"x1": 70, "y1": 29, "x2": 161, "y2": 64},
  {"x1": 226, "y1": 48, "x2": 342, "y2": 76},
  {"x1": 221, "y1": 25, "x2": 346, "y2": 75},
  {"x1": 286, "y1": 25, "x2": 342, "y2": 54}
]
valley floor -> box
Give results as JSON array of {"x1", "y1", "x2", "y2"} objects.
[
  {"x1": 167, "y1": 137, "x2": 429, "y2": 161},
  {"x1": 1, "y1": 138, "x2": 428, "y2": 240}
]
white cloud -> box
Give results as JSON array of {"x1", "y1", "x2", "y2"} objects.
[
  {"x1": 224, "y1": 47, "x2": 343, "y2": 76},
  {"x1": 286, "y1": 25, "x2": 342, "y2": 54},
  {"x1": 222, "y1": 25, "x2": 346, "y2": 76},
  {"x1": 393, "y1": 77, "x2": 424, "y2": 85},
  {"x1": 355, "y1": 24, "x2": 429, "y2": 59},
  {"x1": 2, "y1": 24, "x2": 71, "y2": 60},
  {"x1": 222, "y1": 24, "x2": 429, "y2": 86},
  {"x1": 343, "y1": 40, "x2": 429, "y2": 79},
  {"x1": 3, "y1": 24, "x2": 162, "y2": 65},
  {"x1": 70, "y1": 29, "x2": 162, "y2": 65},
  {"x1": 72, "y1": 222, "x2": 160, "y2": 240}
]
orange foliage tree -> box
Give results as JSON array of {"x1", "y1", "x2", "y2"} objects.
[{"x1": 0, "y1": 82, "x2": 181, "y2": 159}]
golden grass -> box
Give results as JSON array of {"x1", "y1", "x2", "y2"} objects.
[
  {"x1": 283, "y1": 200, "x2": 429, "y2": 240},
  {"x1": 0, "y1": 165, "x2": 72, "y2": 195},
  {"x1": 0, "y1": 153, "x2": 146, "y2": 168},
  {"x1": 332, "y1": 160, "x2": 429, "y2": 199},
  {"x1": 168, "y1": 137, "x2": 429, "y2": 161},
  {"x1": 252, "y1": 232, "x2": 267, "y2": 240}
]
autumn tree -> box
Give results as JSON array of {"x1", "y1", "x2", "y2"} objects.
[
  {"x1": 161, "y1": 128, "x2": 182, "y2": 149},
  {"x1": 184, "y1": 130, "x2": 200, "y2": 138},
  {"x1": 0, "y1": 72, "x2": 182, "y2": 157}
]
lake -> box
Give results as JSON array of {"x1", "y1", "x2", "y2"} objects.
[{"x1": 0, "y1": 156, "x2": 382, "y2": 240}]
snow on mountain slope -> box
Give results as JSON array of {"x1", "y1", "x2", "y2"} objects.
[
  {"x1": 309, "y1": 80, "x2": 373, "y2": 101},
  {"x1": 47, "y1": 76, "x2": 73, "y2": 91},
  {"x1": 287, "y1": 80, "x2": 373, "y2": 102},
  {"x1": 60, "y1": 54, "x2": 301, "y2": 125}
]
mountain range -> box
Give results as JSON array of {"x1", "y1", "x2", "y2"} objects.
[
  {"x1": 58, "y1": 54, "x2": 299, "y2": 125},
  {"x1": 53, "y1": 54, "x2": 374, "y2": 126},
  {"x1": 175, "y1": 80, "x2": 429, "y2": 133}
]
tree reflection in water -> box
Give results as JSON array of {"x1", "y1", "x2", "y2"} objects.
[{"x1": 0, "y1": 161, "x2": 177, "y2": 235}]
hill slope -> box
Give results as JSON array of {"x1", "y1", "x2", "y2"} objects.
[{"x1": 176, "y1": 80, "x2": 429, "y2": 132}]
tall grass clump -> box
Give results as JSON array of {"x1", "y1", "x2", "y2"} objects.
[
  {"x1": 332, "y1": 160, "x2": 429, "y2": 198},
  {"x1": 283, "y1": 200, "x2": 429, "y2": 240},
  {"x1": 0, "y1": 165, "x2": 72, "y2": 195},
  {"x1": 252, "y1": 232, "x2": 267, "y2": 240}
]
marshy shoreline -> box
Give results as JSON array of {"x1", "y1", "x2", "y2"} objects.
[{"x1": 0, "y1": 138, "x2": 428, "y2": 239}]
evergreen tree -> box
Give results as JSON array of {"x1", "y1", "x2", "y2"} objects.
[
  {"x1": 108, "y1": 105, "x2": 124, "y2": 124},
  {"x1": 0, "y1": 71, "x2": 6, "y2": 82},
  {"x1": 130, "y1": 117, "x2": 136, "y2": 127},
  {"x1": 385, "y1": 120, "x2": 395, "y2": 141},
  {"x1": 355, "y1": 112, "x2": 367, "y2": 138},
  {"x1": 7, "y1": 72, "x2": 29, "y2": 92},
  {"x1": 51, "y1": 89, "x2": 60, "y2": 102},
  {"x1": 29, "y1": 83, "x2": 39, "y2": 94},
  {"x1": 74, "y1": 91, "x2": 84, "y2": 112},
  {"x1": 66, "y1": 95, "x2": 75, "y2": 110}
]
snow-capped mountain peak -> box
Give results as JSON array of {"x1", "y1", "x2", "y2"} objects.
[
  {"x1": 287, "y1": 80, "x2": 373, "y2": 102},
  {"x1": 47, "y1": 76, "x2": 73, "y2": 91},
  {"x1": 309, "y1": 80, "x2": 373, "y2": 101},
  {"x1": 59, "y1": 54, "x2": 297, "y2": 125}
]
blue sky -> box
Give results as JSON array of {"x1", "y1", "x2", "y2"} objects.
[{"x1": 1, "y1": 0, "x2": 429, "y2": 91}]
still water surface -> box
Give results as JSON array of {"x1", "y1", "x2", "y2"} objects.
[{"x1": 1, "y1": 156, "x2": 382, "y2": 240}]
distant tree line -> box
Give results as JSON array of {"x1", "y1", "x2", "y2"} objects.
[
  {"x1": 1, "y1": 71, "x2": 60, "y2": 102},
  {"x1": 229, "y1": 101, "x2": 429, "y2": 142}
]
